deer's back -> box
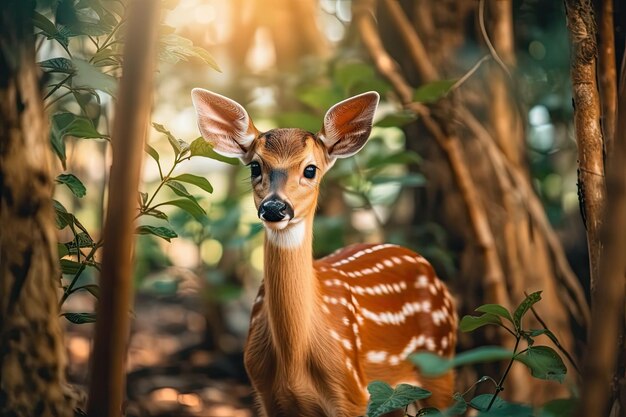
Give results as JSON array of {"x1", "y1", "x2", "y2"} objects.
[{"x1": 314, "y1": 243, "x2": 457, "y2": 391}]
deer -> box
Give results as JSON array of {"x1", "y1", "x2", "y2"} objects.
[{"x1": 191, "y1": 89, "x2": 457, "y2": 417}]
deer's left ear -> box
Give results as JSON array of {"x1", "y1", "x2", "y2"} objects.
[{"x1": 319, "y1": 91, "x2": 379, "y2": 159}]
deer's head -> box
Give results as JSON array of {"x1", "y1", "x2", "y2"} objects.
[{"x1": 191, "y1": 89, "x2": 379, "y2": 234}]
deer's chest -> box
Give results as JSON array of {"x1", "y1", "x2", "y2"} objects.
[{"x1": 243, "y1": 312, "x2": 360, "y2": 417}]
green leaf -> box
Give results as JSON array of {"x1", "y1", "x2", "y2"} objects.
[
  {"x1": 161, "y1": 199, "x2": 207, "y2": 221},
  {"x1": 189, "y1": 137, "x2": 239, "y2": 165},
  {"x1": 143, "y1": 208, "x2": 169, "y2": 220},
  {"x1": 514, "y1": 345, "x2": 567, "y2": 383},
  {"x1": 33, "y1": 12, "x2": 70, "y2": 49},
  {"x1": 470, "y1": 394, "x2": 533, "y2": 417},
  {"x1": 65, "y1": 232, "x2": 94, "y2": 250},
  {"x1": 410, "y1": 346, "x2": 513, "y2": 377},
  {"x1": 459, "y1": 313, "x2": 502, "y2": 332},
  {"x1": 50, "y1": 112, "x2": 106, "y2": 168},
  {"x1": 145, "y1": 144, "x2": 160, "y2": 162},
  {"x1": 61, "y1": 312, "x2": 97, "y2": 324},
  {"x1": 139, "y1": 192, "x2": 148, "y2": 205},
  {"x1": 72, "y1": 59, "x2": 117, "y2": 95},
  {"x1": 56, "y1": 173, "x2": 86, "y2": 198},
  {"x1": 475, "y1": 304, "x2": 513, "y2": 324},
  {"x1": 370, "y1": 173, "x2": 426, "y2": 187},
  {"x1": 375, "y1": 111, "x2": 418, "y2": 128},
  {"x1": 60, "y1": 259, "x2": 82, "y2": 274},
  {"x1": 136, "y1": 225, "x2": 178, "y2": 242},
  {"x1": 165, "y1": 180, "x2": 195, "y2": 200},
  {"x1": 159, "y1": 34, "x2": 220, "y2": 71},
  {"x1": 413, "y1": 79, "x2": 456, "y2": 103},
  {"x1": 152, "y1": 122, "x2": 182, "y2": 156},
  {"x1": 538, "y1": 398, "x2": 578, "y2": 417},
  {"x1": 39, "y1": 57, "x2": 75, "y2": 74},
  {"x1": 527, "y1": 328, "x2": 562, "y2": 348},
  {"x1": 33, "y1": 11, "x2": 58, "y2": 37},
  {"x1": 171, "y1": 173, "x2": 213, "y2": 194},
  {"x1": 57, "y1": 243, "x2": 69, "y2": 258},
  {"x1": 513, "y1": 291, "x2": 542, "y2": 330},
  {"x1": 366, "y1": 381, "x2": 432, "y2": 417},
  {"x1": 53, "y1": 199, "x2": 74, "y2": 229}
]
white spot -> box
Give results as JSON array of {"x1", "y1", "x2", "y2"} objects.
[
  {"x1": 366, "y1": 351, "x2": 388, "y2": 363},
  {"x1": 392, "y1": 256, "x2": 402, "y2": 264},
  {"x1": 342, "y1": 317, "x2": 350, "y2": 326},
  {"x1": 429, "y1": 284, "x2": 437, "y2": 295},
  {"x1": 266, "y1": 221, "x2": 306, "y2": 249},
  {"x1": 384, "y1": 260, "x2": 394, "y2": 267},
  {"x1": 415, "y1": 275, "x2": 429, "y2": 288},
  {"x1": 403, "y1": 255, "x2": 417, "y2": 264},
  {"x1": 389, "y1": 355, "x2": 400, "y2": 365}
]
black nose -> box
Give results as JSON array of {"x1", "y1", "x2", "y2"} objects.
[{"x1": 259, "y1": 199, "x2": 292, "y2": 222}]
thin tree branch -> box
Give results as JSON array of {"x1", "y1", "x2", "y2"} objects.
[
  {"x1": 598, "y1": 0, "x2": 617, "y2": 155},
  {"x1": 478, "y1": 0, "x2": 512, "y2": 79},
  {"x1": 564, "y1": 0, "x2": 606, "y2": 301},
  {"x1": 381, "y1": 0, "x2": 438, "y2": 82},
  {"x1": 86, "y1": 1, "x2": 160, "y2": 416}
]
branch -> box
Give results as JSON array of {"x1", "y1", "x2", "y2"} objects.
[
  {"x1": 381, "y1": 0, "x2": 438, "y2": 82},
  {"x1": 598, "y1": 0, "x2": 617, "y2": 155},
  {"x1": 564, "y1": 0, "x2": 607, "y2": 298},
  {"x1": 86, "y1": 1, "x2": 160, "y2": 416}
]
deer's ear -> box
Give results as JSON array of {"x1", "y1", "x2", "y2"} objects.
[
  {"x1": 319, "y1": 91, "x2": 379, "y2": 159},
  {"x1": 191, "y1": 88, "x2": 259, "y2": 158}
]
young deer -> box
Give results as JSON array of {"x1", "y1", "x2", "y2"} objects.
[{"x1": 191, "y1": 89, "x2": 457, "y2": 417}]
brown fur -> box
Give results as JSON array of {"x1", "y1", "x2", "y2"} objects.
[{"x1": 190, "y1": 90, "x2": 457, "y2": 416}]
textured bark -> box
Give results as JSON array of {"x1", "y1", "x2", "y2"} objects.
[
  {"x1": 565, "y1": 0, "x2": 606, "y2": 297},
  {"x1": 598, "y1": 0, "x2": 617, "y2": 156},
  {"x1": 86, "y1": 1, "x2": 159, "y2": 416},
  {"x1": 355, "y1": 0, "x2": 588, "y2": 402},
  {"x1": 576, "y1": 33, "x2": 626, "y2": 417},
  {"x1": 0, "y1": 2, "x2": 74, "y2": 416}
]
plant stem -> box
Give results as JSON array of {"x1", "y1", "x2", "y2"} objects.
[
  {"x1": 59, "y1": 240, "x2": 103, "y2": 308},
  {"x1": 524, "y1": 291, "x2": 581, "y2": 375},
  {"x1": 487, "y1": 335, "x2": 520, "y2": 411}
]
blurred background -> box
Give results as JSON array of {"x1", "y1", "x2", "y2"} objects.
[{"x1": 39, "y1": 0, "x2": 612, "y2": 415}]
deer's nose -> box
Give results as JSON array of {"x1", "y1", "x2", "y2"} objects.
[{"x1": 259, "y1": 198, "x2": 293, "y2": 222}]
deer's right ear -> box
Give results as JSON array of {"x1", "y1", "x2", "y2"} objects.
[{"x1": 191, "y1": 88, "x2": 259, "y2": 158}]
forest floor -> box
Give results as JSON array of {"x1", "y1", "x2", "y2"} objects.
[{"x1": 63, "y1": 292, "x2": 256, "y2": 417}]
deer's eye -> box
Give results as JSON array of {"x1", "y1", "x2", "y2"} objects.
[
  {"x1": 250, "y1": 161, "x2": 261, "y2": 178},
  {"x1": 303, "y1": 165, "x2": 317, "y2": 179}
]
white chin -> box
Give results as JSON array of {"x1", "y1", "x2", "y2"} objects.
[{"x1": 262, "y1": 219, "x2": 290, "y2": 231}]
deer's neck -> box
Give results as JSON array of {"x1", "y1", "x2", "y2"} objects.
[{"x1": 263, "y1": 217, "x2": 319, "y2": 364}]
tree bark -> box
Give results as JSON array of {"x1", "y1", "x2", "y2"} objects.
[
  {"x1": 565, "y1": 0, "x2": 607, "y2": 298},
  {"x1": 86, "y1": 1, "x2": 159, "y2": 416},
  {"x1": 598, "y1": 0, "x2": 617, "y2": 156},
  {"x1": 0, "y1": 2, "x2": 74, "y2": 416},
  {"x1": 576, "y1": 33, "x2": 626, "y2": 417}
]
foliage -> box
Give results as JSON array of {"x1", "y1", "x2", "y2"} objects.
[
  {"x1": 35, "y1": 0, "x2": 223, "y2": 320},
  {"x1": 364, "y1": 292, "x2": 577, "y2": 417}
]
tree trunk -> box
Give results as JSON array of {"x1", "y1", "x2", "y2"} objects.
[
  {"x1": 0, "y1": 2, "x2": 74, "y2": 416},
  {"x1": 355, "y1": 0, "x2": 589, "y2": 402}
]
